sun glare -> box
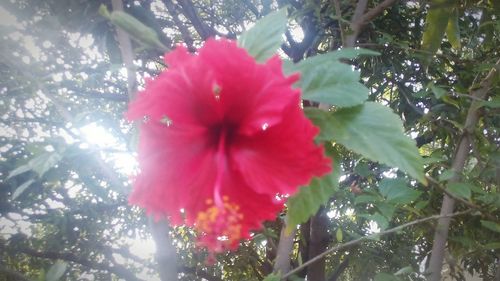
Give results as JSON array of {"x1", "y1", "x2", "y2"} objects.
[{"x1": 80, "y1": 123, "x2": 138, "y2": 176}]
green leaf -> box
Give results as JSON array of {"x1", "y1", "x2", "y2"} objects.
[
  {"x1": 481, "y1": 220, "x2": 500, "y2": 233},
  {"x1": 284, "y1": 48, "x2": 379, "y2": 75},
  {"x1": 336, "y1": 228, "x2": 343, "y2": 242},
  {"x1": 445, "y1": 8, "x2": 461, "y2": 50},
  {"x1": 288, "y1": 275, "x2": 305, "y2": 281},
  {"x1": 30, "y1": 151, "x2": 63, "y2": 177},
  {"x1": 286, "y1": 145, "x2": 341, "y2": 231},
  {"x1": 238, "y1": 9, "x2": 287, "y2": 61},
  {"x1": 306, "y1": 103, "x2": 426, "y2": 183},
  {"x1": 379, "y1": 178, "x2": 421, "y2": 204},
  {"x1": 484, "y1": 242, "x2": 500, "y2": 250},
  {"x1": 46, "y1": 260, "x2": 67, "y2": 281},
  {"x1": 421, "y1": 0, "x2": 454, "y2": 59},
  {"x1": 414, "y1": 201, "x2": 429, "y2": 210},
  {"x1": 362, "y1": 212, "x2": 389, "y2": 230},
  {"x1": 377, "y1": 202, "x2": 396, "y2": 219},
  {"x1": 438, "y1": 169, "x2": 455, "y2": 181},
  {"x1": 300, "y1": 48, "x2": 380, "y2": 65},
  {"x1": 354, "y1": 162, "x2": 371, "y2": 177},
  {"x1": 7, "y1": 163, "x2": 33, "y2": 179},
  {"x1": 446, "y1": 182, "x2": 472, "y2": 199},
  {"x1": 394, "y1": 266, "x2": 414, "y2": 276},
  {"x1": 480, "y1": 96, "x2": 500, "y2": 108},
  {"x1": 262, "y1": 273, "x2": 281, "y2": 281},
  {"x1": 100, "y1": 5, "x2": 167, "y2": 51},
  {"x1": 12, "y1": 179, "x2": 35, "y2": 200},
  {"x1": 287, "y1": 49, "x2": 377, "y2": 107},
  {"x1": 8, "y1": 151, "x2": 63, "y2": 179},
  {"x1": 299, "y1": 62, "x2": 368, "y2": 107},
  {"x1": 354, "y1": 194, "x2": 380, "y2": 205},
  {"x1": 374, "y1": 272, "x2": 401, "y2": 281},
  {"x1": 428, "y1": 82, "x2": 447, "y2": 99}
]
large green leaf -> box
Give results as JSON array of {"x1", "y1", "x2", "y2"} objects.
[
  {"x1": 12, "y1": 179, "x2": 35, "y2": 200},
  {"x1": 299, "y1": 62, "x2": 368, "y2": 107},
  {"x1": 46, "y1": 260, "x2": 68, "y2": 281},
  {"x1": 286, "y1": 145, "x2": 341, "y2": 231},
  {"x1": 99, "y1": 5, "x2": 167, "y2": 51},
  {"x1": 481, "y1": 220, "x2": 500, "y2": 233},
  {"x1": 374, "y1": 273, "x2": 401, "y2": 281},
  {"x1": 306, "y1": 103, "x2": 426, "y2": 183},
  {"x1": 8, "y1": 151, "x2": 63, "y2": 179},
  {"x1": 238, "y1": 9, "x2": 287, "y2": 62},
  {"x1": 445, "y1": 8, "x2": 461, "y2": 50},
  {"x1": 421, "y1": 0, "x2": 454, "y2": 59},
  {"x1": 446, "y1": 182, "x2": 472, "y2": 200},
  {"x1": 378, "y1": 178, "x2": 421, "y2": 204},
  {"x1": 294, "y1": 48, "x2": 380, "y2": 69},
  {"x1": 285, "y1": 49, "x2": 378, "y2": 107},
  {"x1": 262, "y1": 273, "x2": 281, "y2": 281}
]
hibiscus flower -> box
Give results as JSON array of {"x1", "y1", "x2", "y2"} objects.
[{"x1": 127, "y1": 38, "x2": 331, "y2": 252}]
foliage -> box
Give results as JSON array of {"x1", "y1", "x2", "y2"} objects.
[{"x1": 1, "y1": 0, "x2": 499, "y2": 281}]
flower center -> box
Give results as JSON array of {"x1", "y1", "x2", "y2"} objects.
[{"x1": 195, "y1": 197, "x2": 244, "y2": 252}]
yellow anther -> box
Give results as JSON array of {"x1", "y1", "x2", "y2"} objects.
[{"x1": 195, "y1": 196, "x2": 243, "y2": 251}]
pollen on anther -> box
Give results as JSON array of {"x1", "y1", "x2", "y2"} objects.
[{"x1": 195, "y1": 197, "x2": 244, "y2": 252}]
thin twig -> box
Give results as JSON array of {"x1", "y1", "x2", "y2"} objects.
[
  {"x1": 110, "y1": 0, "x2": 137, "y2": 100},
  {"x1": 332, "y1": 0, "x2": 345, "y2": 46},
  {"x1": 282, "y1": 209, "x2": 473, "y2": 280},
  {"x1": 426, "y1": 59, "x2": 500, "y2": 281},
  {"x1": 425, "y1": 175, "x2": 497, "y2": 221},
  {"x1": 1, "y1": 244, "x2": 143, "y2": 281},
  {"x1": 345, "y1": 0, "x2": 398, "y2": 47}
]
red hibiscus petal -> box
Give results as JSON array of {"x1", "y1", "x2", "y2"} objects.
[
  {"x1": 230, "y1": 103, "x2": 331, "y2": 195},
  {"x1": 163, "y1": 44, "x2": 193, "y2": 67},
  {"x1": 129, "y1": 122, "x2": 217, "y2": 224},
  {"x1": 126, "y1": 48, "x2": 221, "y2": 127},
  {"x1": 199, "y1": 39, "x2": 300, "y2": 136}
]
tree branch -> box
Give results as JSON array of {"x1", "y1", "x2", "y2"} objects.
[
  {"x1": 282, "y1": 209, "x2": 473, "y2": 280},
  {"x1": 426, "y1": 59, "x2": 500, "y2": 281},
  {"x1": 273, "y1": 224, "x2": 296, "y2": 276},
  {"x1": 149, "y1": 217, "x2": 178, "y2": 281},
  {"x1": 345, "y1": 0, "x2": 398, "y2": 47},
  {"x1": 162, "y1": 0, "x2": 196, "y2": 51},
  {"x1": 332, "y1": 0, "x2": 345, "y2": 46},
  {"x1": 242, "y1": 0, "x2": 260, "y2": 17},
  {"x1": 2, "y1": 244, "x2": 143, "y2": 281},
  {"x1": 307, "y1": 207, "x2": 330, "y2": 281},
  {"x1": 327, "y1": 257, "x2": 349, "y2": 281},
  {"x1": 177, "y1": 0, "x2": 216, "y2": 40}
]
